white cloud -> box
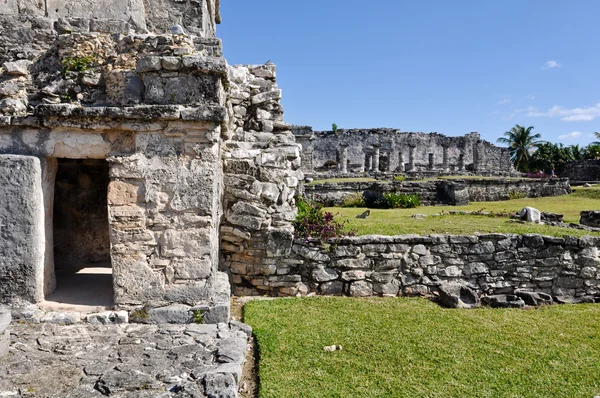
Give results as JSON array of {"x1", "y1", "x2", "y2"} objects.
[
  {"x1": 498, "y1": 98, "x2": 511, "y2": 105},
  {"x1": 527, "y1": 103, "x2": 600, "y2": 121},
  {"x1": 501, "y1": 112, "x2": 517, "y2": 121},
  {"x1": 558, "y1": 131, "x2": 583, "y2": 140},
  {"x1": 526, "y1": 94, "x2": 536, "y2": 100},
  {"x1": 543, "y1": 60, "x2": 561, "y2": 69}
]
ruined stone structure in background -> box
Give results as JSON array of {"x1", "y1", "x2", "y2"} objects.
[
  {"x1": 294, "y1": 127, "x2": 515, "y2": 177},
  {"x1": 562, "y1": 160, "x2": 600, "y2": 182}
]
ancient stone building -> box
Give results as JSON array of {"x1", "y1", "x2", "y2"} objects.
[
  {"x1": 0, "y1": 0, "x2": 302, "y2": 321},
  {"x1": 294, "y1": 127, "x2": 515, "y2": 176}
]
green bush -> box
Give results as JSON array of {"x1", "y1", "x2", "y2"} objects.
[
  {"x1": 294, "y1": 197, "x2": 354, "y2": 241},
  {"x1": 371, "y1": 192, "x2": 420, "y2": 209},
  {"x1": 61, "y1": 55, "x2": 95, "y2": 73},
  {"x1": 507, "y1": 189, "x2": 527, "y2": 200},
  {"x1": 393, "y1": 175, "x2": 407, "y2": 182},
  {"x1": 342, "y1": 192, "x2": 366, "y2": 207}
]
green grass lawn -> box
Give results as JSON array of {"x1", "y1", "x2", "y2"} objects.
[
  {"x1": 326, "y1": 187, "x2": 600, "y2": 237},
  {"x1": 246, "y1": 297, "x2": 600, "y2": 398}
]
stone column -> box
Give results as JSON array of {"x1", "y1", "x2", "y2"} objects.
[
  {"x1": 365, "y1": 153, "x2": 372, "y2": 171},
  {"x1": 386, "y1": 152, "x2": 392, "y2": 172},
  {"x1": 340, "y1": 145, "x2": 348, "y2": 174},
  {"x1": 408, "y1": 146, "x2": 416, "y2": 172},
  {"x1": 398, "y1": 152, "x2": 405, "y2": 172},
  {"x1": 442, "y1": 145, "x2": 449, "y2": 172},
  {"x1": 373, "y1": 146, "x2": 380, "y2": 172}
]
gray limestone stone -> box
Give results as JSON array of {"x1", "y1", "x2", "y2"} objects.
[
  {"x1": 0, "y1": 155, "x2": 45, "y2": 304},
  {"x1": 86, "y1": 311, "x2": 129, "y2": 325},
  {"x1": 319, "y1": 281, "x2": 344, "y2": 295},
  {"x1": 554, "y1": 296, "x2": 595, "y2": 305},
  {"x1": 514, "y1": 290, "x2": 553, "y2": 306},
  {"x1": 39, "y1": 311, "x2": 81, "y2": 325},
  {"x1": 312, "y1": 268, "x2": 339, "y2": 283},
  {"x1": 0, "y1": 306, "x2": 10, "y2": 332},
  {"x1": 482, "y1": 294, "x2": 526, "y2": 309},
  {"x1": 520, "y1": 207, "x2": 541, "y2": 223},
  {"x1": 0, "y1": 330, "x2": 9, "y2": 358},
  {"x1": 3, "y1": 60, "x2": 31, "y2": 76},
  {"x1": 145, "y1": 304, "x2": 193, "y2": 324},
  {"x1": 204, "y1": 372, "x2": 238, "y2": 398},
  {"x1": 437, "y1": 282, "x2": 480, "y2": 309},
  {"x1": 349, "y1": 281, "x2": 373, "y2": 297}
]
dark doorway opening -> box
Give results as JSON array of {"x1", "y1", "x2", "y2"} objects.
[{"x1": 44, "y1": 158, "x2": 113, "y2": 312}]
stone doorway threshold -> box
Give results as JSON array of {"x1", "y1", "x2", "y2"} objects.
[{"x1": 41, "y1": 267, "x2": 113, "y2": 314}]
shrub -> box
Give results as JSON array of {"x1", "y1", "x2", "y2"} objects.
[
  {"x1": 342, "y1": 192, "x2": 366, "y2": 207},
  {"x1": 332, "y1": 123, "x2": 338, "y2": 133},
  {"x1": 294, "y1": 197, "x2": 354, "y2": 241},
  {"x1": 507, "y1": 189, "x2": 527, "y2": 200},
  {"x1": 367, "y1": 192, "x2": 421, "y2": 209},
  {"x1": 62, "y1": 55, "x2": 95, "y2": 73},
  {"x1": 394, "y1": 175, "x2": 407, "y2": 182},
  {"x1": 384, "y1": 192, "x2": 420, "y2": 208}
]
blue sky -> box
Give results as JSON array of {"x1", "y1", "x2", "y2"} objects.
[{"x1": 219, "y1": 0, "x2": 600, "y2": 146}]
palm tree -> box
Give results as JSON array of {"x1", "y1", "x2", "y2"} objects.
[{"x1": 497, "y1": 125, "x2": 544, "y2": 172}]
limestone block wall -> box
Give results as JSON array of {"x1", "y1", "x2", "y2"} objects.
[
  {"x1": 221, "y1": 64, "x2": 304, "y2": 296},
  {"x1": 1, "y1": 0, "x2": 219, "y2": 36},
  {"x1": 0, "y1": 155, "x2": 45, "y2": 305},
  {"x1": 237, "y1": 234, "x2": 600, "y2": 299},
  {"x1": 0, "y1": 107, "x2": 228, "y2": 318},
  {"x1": 295, "y1": 127, "x2": 514, "y2": 176},
  {"x1": 563, "y1": 160, "x2": 600, "y2": 182},
  {"x1": 303, "y1": 178, "x2": 571, "y2": 206}
]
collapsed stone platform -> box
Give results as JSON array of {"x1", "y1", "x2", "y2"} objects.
[{"x1": 0, "y1": 321, "x2": 250, "y2": 398}]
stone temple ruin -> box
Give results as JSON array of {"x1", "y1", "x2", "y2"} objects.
[
  {"x1": 293, "y1": 126, "x2": 515, "y2": 177},
  {"x1": 0, "y1": 0, "x2": 302, "y2": 323}
]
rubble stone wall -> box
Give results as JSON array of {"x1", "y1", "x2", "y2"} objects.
[
  {"x1": 304, "y1": 178, "x2": 571, "y2": 206},
  {"x1": 231, "y1": 233, "x2": 600, "y2": 298},
  {"x1": 563, "y1": 160, "x2": 600, "y2": 182},
  {"x1": 294, "y1": 127, "x2": 514, "y2": 176},
  {"x1": 1, "y1": 0, "x2": 219, "y2": 36},
  {"x1": 221, "y1": 64, "x2": 304, "y2": 297}
]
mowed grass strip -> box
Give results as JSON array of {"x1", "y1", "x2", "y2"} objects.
[
  {"x1": 245, "y1": 297, "x2": 600, "y2": 398},
  {"x1": 325, "y1": 187, "x2": 600, "y2": 237}
]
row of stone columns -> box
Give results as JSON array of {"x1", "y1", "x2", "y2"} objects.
[{"x1": 338, "y1": 145, "x2": 468, "y2": 174}]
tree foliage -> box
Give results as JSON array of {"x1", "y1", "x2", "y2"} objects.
[{"x1": 497, "y1": 125, "x2": 544, "y2": 172}]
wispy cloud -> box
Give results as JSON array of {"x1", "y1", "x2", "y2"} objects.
[
  {"x1": 501, "y1": 112, "x2": 517, "y2": 121},
  {"x1": 525, "y1": 94, "x2": 536, "y2": 100},
  {"x1": 498, "y1": 98, "x2": 511, "y2": 105},
  {"x1": 527, "y1": 103, "x2": 600, "y2": 121},
  {"x1": 559, "y1": 131, "x2": 583, "y2": 140},
  {"x1": 543, "y1": 60, "x2": 561, "y2": 69},
  {"x1": 516, "y1": 106, "x2": 537, "y2": 113}
]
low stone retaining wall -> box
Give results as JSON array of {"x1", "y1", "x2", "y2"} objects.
[
  {"x1": 563, "y1": 160, "x2": 600, "y2": 182},
  {"x1": 232, "y1": 233, "x2": 600, "y2": 300},
  {"x1": 581, "y1": 211, "x2": 600, "y2": 228},
  {"x1": 0, "y1": 306, "x2": 10, "y2": 357},
  {"x1": 303, "y1": 178, "x2": 571, "y2": 206}
]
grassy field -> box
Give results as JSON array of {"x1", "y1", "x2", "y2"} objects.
[
  {"x1": 246, "y1": 297, "x2": 600, "y2": 398},
  {"x1": 326, "y1": 187, "x2": 600, "y2": 237}
]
